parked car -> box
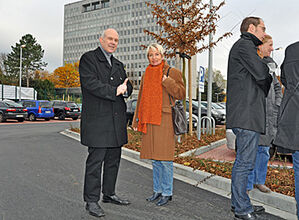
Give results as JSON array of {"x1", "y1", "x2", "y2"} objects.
[
  {"x1": 186, "y1": 100, "x2": 224, "y2": 124},
  {"x1": 0, "y1": 100, "x2": 27, "y2": 122},
  {"x1": 185, "y1": 111, "x2": 198, "y2": 131},
  {"x1": 216, "y1": 102, "x2": 226, "y2": 109},
  {"x1": 20, "y1": 100, "x2": 54, "y2": 121},
  {"x1": 126, "y1": 98, "x2": 137, "y2": 126},
  {"x1": 51, "y1": 100, "x2": 81, "y2": 120},
  {"x1": 77, "y1": 103, "x2": 82, "y2": 112},
  {"x1": 201, "y1": 101, "x2": 226, "y2": 124}
]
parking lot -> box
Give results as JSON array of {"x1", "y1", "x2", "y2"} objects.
[{"x1": 0, "y1": 118, "x2": 79, "y2": 125}]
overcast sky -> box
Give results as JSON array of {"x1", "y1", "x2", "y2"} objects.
[{"x1": 0, "y1": 0, "x2": 298, "y2": 78}]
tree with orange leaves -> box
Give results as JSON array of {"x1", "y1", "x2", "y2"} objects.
[{"x1": 52, "y1": 62, "x2": 80, "y2": 88}]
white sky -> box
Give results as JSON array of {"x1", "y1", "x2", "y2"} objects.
[{"x1": 0, "y1": 0, "x2": 298, "y2": 78}]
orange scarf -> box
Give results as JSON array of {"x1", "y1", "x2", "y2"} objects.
[{"x1": 137, "y1": 61, "x2": 165, "y2": 133}]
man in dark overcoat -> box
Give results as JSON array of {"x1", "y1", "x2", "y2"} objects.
[
  {"x1": 226, "y1": 17, "x2": 272, "y2": 220},
  {"x1": 79, "y1": 28, "x2": 133, "y2": 218},
  {"x1": 273, "y1": 41, "x2": 299, "y2": 218}
]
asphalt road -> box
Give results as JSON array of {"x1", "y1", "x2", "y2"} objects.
[{"x1": 0, "y1": 122, "x2": 284, "y2": 220}]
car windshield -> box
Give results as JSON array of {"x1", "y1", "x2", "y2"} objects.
[
  {"x1": 39, "y1": 102, "x2": 52, "y2": 108},
  {"x1": 4, "y1": 100, "x2": 23, "y2": 107},
  {"x1": 211, "y1": 103, "x2": 223, "y2": 109},
  {"x1": 67, "y1": 102, "x2": 78, "y2": 108}
]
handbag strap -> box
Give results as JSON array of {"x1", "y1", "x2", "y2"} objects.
[{"x1": 166, "y1": 67, "x2": 175, "y2": 106}]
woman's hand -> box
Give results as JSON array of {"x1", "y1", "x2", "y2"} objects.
[
  {"x1": 132, "y1": 126, "x2": 137, "y2": 131},
  {"x1": 162, "y1": 75, "x2": 168, "y2": 81}
]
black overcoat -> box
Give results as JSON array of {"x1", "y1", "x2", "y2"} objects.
[
  {"x1": 79, "y1": 47, "x2": 133, "y2": 148},
  {"x1": 273, "y1": 42, "x2": 299, "y2": 151},
  {"x1": 226, "y1": 32, "x2": 272, "y2": 134}
]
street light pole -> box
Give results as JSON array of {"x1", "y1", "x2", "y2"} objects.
[
  {"x1": 215, "y1": 92, "x2": 220, "y2": 102},
  {"x1": 19, "y1": 44, "x2": 26, "y2": 101}
]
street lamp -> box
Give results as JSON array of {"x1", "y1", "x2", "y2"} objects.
[
  {"x1": 19, "y1": 44, "x2": 26, "y2": 101},
  {"x1": 215, "y1": 92, "x2": 220, "y2": 103}
]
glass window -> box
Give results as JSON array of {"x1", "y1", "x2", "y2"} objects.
[{"x1": 39, "y1": 102, "x2": 52, "y2": 108}]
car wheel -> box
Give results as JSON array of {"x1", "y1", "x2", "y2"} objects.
[
  {"x1": 29, "y1": 114, "x2": 36, "y2": 121},
  {"x1": 72, "y1": 117, "x2": 78, "y2": 120},
  {"x1": 0, "y1": 113, "x2": 5, "y2": 122},
  {"x1": 58, "y1": 112, "x2": 66, "y2": 120},
  {"x1": 45, "y1": 118, "x2": 50, "y2": 121},
  {"x1": 17, "y1": 118, "x2": 24, "y2": 122}
]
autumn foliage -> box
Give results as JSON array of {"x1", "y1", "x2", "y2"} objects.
[
  {"x1": 144, "y1": 0, "x2": 231, "y2": 57},
  {"x1": 52, "y1": 62, "x2": 80, "y2": 88}
]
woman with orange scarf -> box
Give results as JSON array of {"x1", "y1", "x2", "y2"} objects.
[{"x1": 132, "y1": 43, "x2": 185, "y2": 206}]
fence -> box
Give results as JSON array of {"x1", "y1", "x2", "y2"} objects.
[{"x1": 0, "y1": 84, "x2": 37, "y2": 101}]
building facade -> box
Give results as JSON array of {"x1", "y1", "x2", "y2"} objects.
[{"x1": 63, "y1": 0, "x2": 176, "y2": 89}]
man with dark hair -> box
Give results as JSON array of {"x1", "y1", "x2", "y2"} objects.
[
  {"x1": 226, "y1": 17, "x2": 272, "y2": 220},
  {"x1": 79, "y1": 28, "x2": 133, "y2": 218}
]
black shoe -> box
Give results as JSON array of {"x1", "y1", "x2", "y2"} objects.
[
  {"x1": 231, "y1": 205, "x2": 265, "y2": 214},
  {"x1": 102, "y1": 194, "x2": 130, "y2": 205},
  {"x1": 156, "y1": 196, "x2": 172, "y2": 206},
  {"x1": 146, "y1": 192, "x2": 162, "y2": 202},
  {"x1": 85, "y1": 202, "x2": 105, "y2": 218},
  {"x1": 234, "y1": 212, "x2": 262, "y2": 220}
]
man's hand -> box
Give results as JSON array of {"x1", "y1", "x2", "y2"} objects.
[{"x1": 116, "y1": 78, "x2": 129, "y2": 96}]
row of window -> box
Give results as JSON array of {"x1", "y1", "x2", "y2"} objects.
[
  {"x1": 82, "y1": 0, "x2": 110, "y2": 13},
  {"x1": 66, "y1": 1, "x2": 148, "y2": 18}
]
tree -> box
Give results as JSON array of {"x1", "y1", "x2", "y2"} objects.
[
  {"x1": 144, "y1": 0, "x2": 231, "y2": 134},
  {"x1": 204, "y1": 68, "x2": 226, "y2": 90},
  {"x1": 4, "y1": 34, "x2": 47, "y2": 87},
  {"x1": 201, "y1": 81, "x2": 225, "y2": 102},
  {"x1": 52, "y1": 62, "x2": 80, "y2": 88},
  {"x1": 32, "y1": 79, "x2": 55, "y2": 100}
]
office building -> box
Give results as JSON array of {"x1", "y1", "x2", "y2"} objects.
[{"x1": 63, "y1": 0, "x2": 176, "y2": 89}]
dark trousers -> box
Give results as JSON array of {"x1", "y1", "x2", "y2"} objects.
[{"x1": 83, "y1": 147, "x2": 121, "y2": 202}]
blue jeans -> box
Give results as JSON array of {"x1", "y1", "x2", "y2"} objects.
[
  {"x1": 292, "y1": 151, "x2": 299, "y2": 218},
  {"x1": 152, "y1": 160, "x2": 173, "y2": 196},
  {"x1": 232, "y1": 128, "x2": 260, "y2": 215},
  {"x1": 247, "y1": 145, "x2": 270, "y2": 190}
]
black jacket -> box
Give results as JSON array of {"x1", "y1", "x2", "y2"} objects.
[
  {"x1": 226, "y1": 32, "x2": 272, "y2": 134},
  {"x1": 79, "y1": 47, "x2": 133, "y2": 148},
  {"x1": 274, "y1": 41, "x2": 299, "y2": 151}
]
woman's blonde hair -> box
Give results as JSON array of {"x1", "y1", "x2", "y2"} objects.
[
  {"x1": 146, "y1": 43, "x2": 165, "y2": 57},
  {"x1": 262, "y1": 34, "x2": 272, "y2": 44}
]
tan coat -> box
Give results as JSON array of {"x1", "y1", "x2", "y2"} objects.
[{"x1": 132, "y1": 63, "x2": 186, "y2": 161}]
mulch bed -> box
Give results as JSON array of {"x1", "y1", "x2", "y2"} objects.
[
  {"x1": 124, "y1": 129, "x2": 295, "y2": 198},
  {"x1": 125, "y1": 128, "x2": 226, "y2": 156}
]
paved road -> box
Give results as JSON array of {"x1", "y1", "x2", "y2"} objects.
[{"x1": 0, "y1": 122, "x2": 284, "y2": 220}]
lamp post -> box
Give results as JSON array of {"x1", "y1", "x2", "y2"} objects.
[
  {"x1": 215, "y1": 92, "x2": 220, "y2": 103},
  {"x1": 19, "y1": 44, "x2": 26, "y2": 101}
]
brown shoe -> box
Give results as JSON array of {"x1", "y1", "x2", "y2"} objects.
[{"x1": 254, "y1": 184, "x2": 271, "y2": 193}]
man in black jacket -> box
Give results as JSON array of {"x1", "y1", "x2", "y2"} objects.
[
  {"x1": 79, "y1": 28, "x2": 133, "y2": 218},
  {"x1": 226, "y1": 17, "x2": 272, "y2": 220}
]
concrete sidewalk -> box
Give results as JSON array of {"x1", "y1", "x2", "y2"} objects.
[{"x1": 61, "y1": 129, "x2": 297, "y2": 220}]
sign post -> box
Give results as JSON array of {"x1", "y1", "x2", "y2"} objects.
[{"x1": 197, "y1": 66, "x2": 205, "y2": 140}]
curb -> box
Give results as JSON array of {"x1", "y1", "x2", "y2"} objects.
[
  {"x1": 178, "y1": 138, "x2": 227, "y2": 157},
  {"x1": 61, "y1": 129, "x2": 296, "y2": 216}
]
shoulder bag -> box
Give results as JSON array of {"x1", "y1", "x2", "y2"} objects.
[{"x1": 166, "y1": 67, "x2": 187, "y2": 135}]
